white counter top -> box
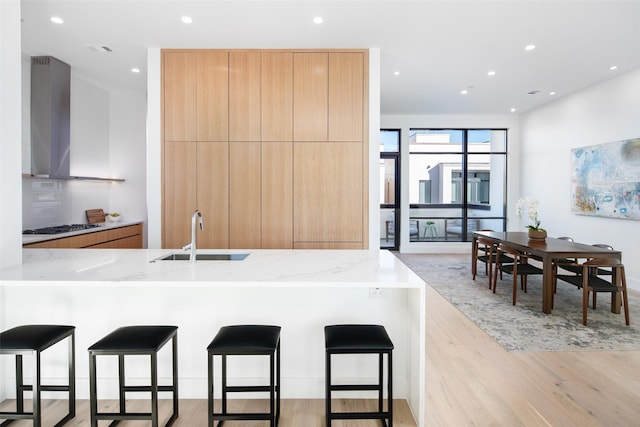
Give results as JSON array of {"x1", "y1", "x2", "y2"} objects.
[{"x1": 2, "y1": 249, "x2": 423, "y2": 289}]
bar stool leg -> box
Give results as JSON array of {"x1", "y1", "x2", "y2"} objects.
[
  {"x1": 222, "y1": 354, "x2": 228, "y2": 418},
  {"x1": 172, "y1": 334, "x2": 179, "y2": 419},
  {"x1": 15, "y1": 355, "x2": 24, "y2": 414},
  {"x1": 276, "y1": 340, "x2": 281, "y2": 426},
  {"x1": 378, "y1": 352, "x2": 384, "y2": 416},
  {"x1": 89, "y1": 353, "x2": 97, "y2": 427},
  {"x1": 325, "y1": 352, "x2": 331, "y2": 427},
  {"x1": 151, "y1": 351, "x2": 159, "y2": 427},
  {"x1": 33, "y1": 351, "x2": 41, "y2": 427},
  {"x1": 68, "y1": 332, "x2": 76, "y2": 420},
  {"x1": 118, "y1": 353, "x2": 126, "y2": 415},
  {"x1": 207, "y1": 352, "x2": 214, "y2": 427},
  {"x1": 388, "y1": 350, "x2": 393, "y2": 427},
  {"x1": 269, "y1": 352, "x2": 275, "y2": 427}
]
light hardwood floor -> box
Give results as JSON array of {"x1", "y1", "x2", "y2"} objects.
[{"x1": 3, "y1": 253, "x2": 640, "y2": 426}]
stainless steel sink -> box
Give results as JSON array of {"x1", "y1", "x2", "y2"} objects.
[{"x1": 151, "y1": 253, "x2": 250, "y2": 262}]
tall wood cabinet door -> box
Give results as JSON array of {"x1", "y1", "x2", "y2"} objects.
[
  {"x1": 328, "y1": 52, "x2": 364, "y2": 142},
  {"x1": 262, "y1": 142, "x2": 293, "y2": 248},
  {"x1": 163, "y1": 52, "x2": 197, "y2": 142},
  {"x1": 163, "y1": 141, "x2": 197, "y2": 248},
  {"x1": 197, "y1": 51, "x2": 229, "y2": 141},
  {"x1": 229, "y1": 141, "x2": 261, "y2": 248},
  {"x1": 262, "y1": 52, "x2": 293, "y2": 141},
  {"x1": 197, "y1": 141, "x2": 229, "y2": 248},
  {"x1": 293, "y1": 53, "x2": 328, "y2": 141},
  {"x1": 293, "y1": 142, "x2": 363, "y2": 245},
  {"x1": 229, "y1": 52, "x2": 261, "y2": 141}
]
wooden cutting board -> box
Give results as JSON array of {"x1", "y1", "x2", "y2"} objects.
[{"x1": 86, "y1": 208, "x2": 106, "y2": 224}]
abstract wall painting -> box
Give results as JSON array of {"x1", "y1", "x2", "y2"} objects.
[{"x1": 571, "y1": 138, "x2": 640, "y2": 220}]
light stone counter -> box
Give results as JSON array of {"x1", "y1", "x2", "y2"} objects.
[{"x1": 0, "y1": 249, "x2": 425, "y2": 426}]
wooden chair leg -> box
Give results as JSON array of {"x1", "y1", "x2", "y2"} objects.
[{"x1": 583, "y1": 284, "x2": 589, "y2": 326}]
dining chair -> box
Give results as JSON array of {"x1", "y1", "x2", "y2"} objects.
[
  {"x1": 493, "y1": 243, "x2": 543, "y2": 305},
  {"x1": 555, "y1": 243, "x2": 615, "y2": 309},
  {"x1": 473, "y1": 235, "x2": 513, "y2": 289},
  {"x1": 554, "y1": 258, "x2": 629, "y2": 326}
]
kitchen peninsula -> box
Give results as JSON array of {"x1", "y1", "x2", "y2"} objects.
[{"x1": 0, "y1": 249, "x2": 425, "y2": 426}]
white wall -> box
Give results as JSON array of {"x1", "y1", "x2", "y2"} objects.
[
  {"x1": 109, "y1": 89, "x2": 148, "y2": 246},
  {"x1": 520, "y1": 69, "x2": 640, "y2": 290},
  {"x1": 0, "y1": 0, "x2": 22, "y2": 269},
  {"x1": 380, "y1": 114, "x2": 520, "y2": 253}
]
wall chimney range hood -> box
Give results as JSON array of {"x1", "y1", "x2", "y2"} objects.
[{"x1": 27, "y1": 56, "x2": 123, "y2": 182}]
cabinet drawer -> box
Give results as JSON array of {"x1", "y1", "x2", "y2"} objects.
[{"x1": 24, "y1": 224, "x2": 143, "y2": 249}]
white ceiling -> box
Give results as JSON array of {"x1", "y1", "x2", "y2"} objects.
[{"x1": 20, "y1": 0, "x2": 640, "y2": 115}]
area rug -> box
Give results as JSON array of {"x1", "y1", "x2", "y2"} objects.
[{"x1": 396, "y1": 254, "x2": 640, "y2": 352}]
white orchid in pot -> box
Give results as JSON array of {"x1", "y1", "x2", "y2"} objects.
[{"x1": 516, "y1": 197, "x2": 547, "y2": 241}]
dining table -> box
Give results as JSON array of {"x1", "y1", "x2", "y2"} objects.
[{"x1": 472, "y1": 231, "x2": 622, "y2": 314}]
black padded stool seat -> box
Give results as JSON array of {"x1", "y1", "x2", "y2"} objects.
[
  {"x1": 207, "y1": 325, "x2": 281, "y2": 427},
  {"x1": 0, "y1": 325, "x2": 75, "y2": 427},
  {"x1": 325, "y1": 324, "x2": 394, "y2": 427},
  {"x1": 88, "y1": 325, "x2": 178, "y2": 427}
]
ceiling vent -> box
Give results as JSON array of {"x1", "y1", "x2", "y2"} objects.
[{"x1": 84, "y1": 45, "x2": 113, "y2": 53}]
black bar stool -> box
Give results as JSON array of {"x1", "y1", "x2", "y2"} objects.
[
  {"x1": 325, "y1": 324, "x2": 394, "y2": 427},
  {"x1": 207, "y1": 325, "x2": 281, "y2": 427},
  {"x1": 88, "y1": 325, "x2": 178, "y2": 427},
  {"x1": 0, "y1": 324, "x2": 75, "y2": 427}
]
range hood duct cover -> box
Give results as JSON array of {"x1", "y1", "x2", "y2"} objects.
[
  {"x1": 28, "y1": 56, "x2": 123, "y2": 182},
  {"x1": 31, "y1": 56, "x2": 71, "y2": 178}
]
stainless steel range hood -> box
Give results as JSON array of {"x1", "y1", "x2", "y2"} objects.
[{"x1": 27, "y1": 56, "x2": 123, "y2": 182}]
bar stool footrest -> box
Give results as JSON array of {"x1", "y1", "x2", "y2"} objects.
[
  {"x1": 123, "y1": 385, "x2": 176, "y2": 393},
  {"x1": 212, "y1": 413, "x2": 273, "y2": 421},
  {"x1": 223, "y1": 385, "x2": 274, "y2": 393},
  {"x1": 330, "y1": 384, "x2": 382, "y2": 391},
  {"x1": 330, "y1": 411, "x2": 392, "y2": 420}
]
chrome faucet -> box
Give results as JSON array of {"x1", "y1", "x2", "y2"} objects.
[{"x1": 182, "y1": 209, "x2": 203, "y2": 264}]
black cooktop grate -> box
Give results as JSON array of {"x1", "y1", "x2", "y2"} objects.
[{"x1": 23, "y1": 224, "x2": 100, "y2": 235}]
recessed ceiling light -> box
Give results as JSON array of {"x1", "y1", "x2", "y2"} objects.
[
  {"x1": 525, "y1": 44, "x2": 536, "y2": 51},
  {"x1": 131, "y1": 68, "x2": 141, "y2": 73},
  {"x1": 487, "y1": 70, "x2": 496, "y2": 76},
  {"x1": 549, "y1": 91, "x2": 556, "y2": 96},
  {"x1": 313, "y1": 16, "x2": 323, "y2": 24},
  {"x1": 394, "y1": 71, "x2": 400, "y2": 76},
  {"x1": 609, "y1": 65, "x2": 618, "y2": 71},
  {"x1": 181, "y1": 16, "x2": 193, "y2": 24},
  {"x1": 510, "y1": 108, "x2": 517, "y2": 113},
  {"x1": 460, "y1": 90, "x2": 468, "y2": 95},
  {"x1": 50, "y1": 16, "x2": 64, "y2": 24}
]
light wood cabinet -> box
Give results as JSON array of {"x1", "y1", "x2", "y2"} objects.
[
  {"x1": 293, "y1": 142, "x2": 363, "y2": 244},
  {"x1": 229, "y1": 52, "x2": 261, "y2": 141},
  {"x1": 229, "y1": 141, "x2": 261, "y2": 248},
  {"x1": 163, "y1": 52, "x2": 197, "y2": 142},
  {"x1": 262, "y1": 141, "x2": 293, "y2": 248},
  {"x1": 24, "y1": 224, "x2": 143, "y2": 249},
  {"x1": 293, "y1": 53, "x2": 328, "y2": 141},
  {"x1": 262, "y1": 52, "x2": 293, "y2": 141},
  {"x1": 162, "y1": 49, "x2": 368, "y2": 250},
  {"x1": 196, "y1": 51, "x2": 229, "y2": 141},
  {"x1": 197, "y1": 141, "x2": 229, "y2": 248},
  {"x1": 329, "y1": 52, "x2": 364, "y2": 142},
  {"x1": 163, "y1": 141, "x2": 197, "y2": 248}
]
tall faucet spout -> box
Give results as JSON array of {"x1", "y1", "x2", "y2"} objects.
[{"x1": 189, "y1": 209, "x2": 203, "y2": 264}]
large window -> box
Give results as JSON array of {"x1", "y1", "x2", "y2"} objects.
[
  {"x1": 408, "y1": 129, "x2": 507, "y2": 242},
  {"x1": 380, "y1": 129, "x2": 400, "y2": 249}
]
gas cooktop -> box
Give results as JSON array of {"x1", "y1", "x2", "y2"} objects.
[{"x1": 22, "y1": 224, "x2": 100, "y2": 235}]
